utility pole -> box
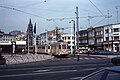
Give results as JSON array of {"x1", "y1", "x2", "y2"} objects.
[
  {"x1": 107, "y1": 10, "x2": 110, "y2": 51},
  {"x1": 72, "y1": 20, "x2": 76, "y2": 55},
  {"x1": 69, "y1": 20, "x2": 76, "y2": 55},
  {"x1": 75, "y1": 6, "x2": 79, "y2": 61},
  {"x1": 115, "y1": 6, "x2": 119, "y2": 23},
  {"x1": 28, "y1": 34, "x2": 29, "y2": 54}
]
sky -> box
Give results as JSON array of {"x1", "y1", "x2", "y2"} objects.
[{"x1": 0, "y1": 0, "x2": 120, "y2": 34}]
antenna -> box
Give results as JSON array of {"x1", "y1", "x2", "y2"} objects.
[{"x1": 115, "y1": 6, "x2": 119, "y2": 23}]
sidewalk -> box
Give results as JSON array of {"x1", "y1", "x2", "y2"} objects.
[{"x1": 2, "y1": 53, "x2": 52, "y2": 65}]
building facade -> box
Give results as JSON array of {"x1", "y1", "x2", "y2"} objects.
[
  {"x1": 103, "y1": 23, "x2": 120, "y2": 52},
  {"x1": 61, "y1": 34, "x2": 76, "y2": 54},
  {"x1": 0, "y1": 30, "x2": 26, "y2": 53},
  {"x1": 78, "y1": 23, "x2": 120, "y2": 52}
]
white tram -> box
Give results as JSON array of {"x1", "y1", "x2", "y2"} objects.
[
  {"x1": 50, "y1": 40, "x2": 69, "y2": 56},
  {"x1": 37, "y1": 44, "x2": 51, "y2": 54}
]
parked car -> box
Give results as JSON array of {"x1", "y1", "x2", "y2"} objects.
[
  {"x1": 111, "y1": 57, "x2": 120, "y2": 66},
  {"x1": 80, "y1": 57, "x2": 120, "y2": 80},
  {"x1": 90, "y1": 50, "x2": 113, "y2": 55},
  {"x1": 80, "y1": 66, "x2": 120, "y2": 80}
]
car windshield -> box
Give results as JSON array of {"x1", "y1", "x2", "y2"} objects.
[{"x1": 83, "y1": 69, "x2": 120, "y2": 80}]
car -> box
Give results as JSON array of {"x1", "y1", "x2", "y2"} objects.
[
  {"x1": 80, "y1": 66, "x2": 120, "y2": 80},
  {"x1": 111, "y1": 57, "x2": 120, "y2": 66},
  {"x1": 80, "y1": 57, "x2": 120, "y2": 80},
  {"x1": 91, "y1": 50, "x2": 113, "y2": 55}
]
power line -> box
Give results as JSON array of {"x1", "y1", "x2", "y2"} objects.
[
  {"x1": 0, "y1": 5, "x2": 47, "y2": 19},
  {"x1": 18, "y1": 0, "x2": 46, "y2": 8},
  {"x1": 89, "y1": 0, "x2": 105, "y2": 17},
  {"x1": 0, "y1": 5, "x2": 62, "y2": 28}
]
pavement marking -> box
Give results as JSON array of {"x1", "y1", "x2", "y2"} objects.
[
  {"x1": 81, "y1": 68, "x2": 96, "y2": 71},
  {"x1": 0, "y1": 69, "x2": 77, "y2": 78},
  {"x1": 90, "y1": 58, "x2": 95, "y2": 60},
  {"x1": 55, "y1": 57, "x2": 107, "y2": 61},
  {"x1": 70, "y1": 77, "x2": 83, "y2": 80},
  {"x1": 70, "y1": 77, "x2": 84, "y2": 80},
  {"x1": 32, "y1": 69, "x2": 50, "y2": 73}
]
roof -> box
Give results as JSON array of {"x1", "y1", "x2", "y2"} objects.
[{"x1": 106, "y1": 66, "x2": 120, "y2": 72}]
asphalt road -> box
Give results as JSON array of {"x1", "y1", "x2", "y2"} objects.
[{"x1": 0, "y1": 55, "x2": 114, "y2": 80}]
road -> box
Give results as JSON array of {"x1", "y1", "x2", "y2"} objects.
[{"x1": 0, "y1": 55, "x2": 114, "y2": 80}]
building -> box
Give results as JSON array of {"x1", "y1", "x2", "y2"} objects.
[
  {"x1": 61, "y1": 34, "x2": 76, "y2": 54},
  {"x1": 103, "y1": 23, "x2": 120, "y2": 52},
  {"x1": 0, "y1": 30, "x2": 26, "y2": 53},
  {"x1": 94, "y1": 26, "x2": 104, "y2": 50},
  {"x1": 39, "y1": 27, "x2": 62, "y2": 45},
  {"x1": 87, "y1": 28, "x2": 95, "y2": 50},
  {"x1": 78, "y1": 23, "x2": 120, "y2": 52},
  {"x1": 78, "y1": 29, "x2": 88, "y2": 52}
]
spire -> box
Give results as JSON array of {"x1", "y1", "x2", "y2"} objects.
[
  {"x1": 34, "y1": 23, "x2": 36, "y2": 34},
  {"x1": 29, "y1": 18, "x2": 32, "y2": 24}
]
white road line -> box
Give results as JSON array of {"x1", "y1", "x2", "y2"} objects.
[
  {"x1": 81, "y1": 68, "x2": 96, "y2": 71},
  {"x1": 0, "y1": 70, "x2": 77, "y2": 78},
  {"x1": 70, "y1": 77, "x2": 84, "y2": 80},
  {"x1": 85, "y1": 58, "x2": 89, "y2": 60},
  {"x1": 32, "y1": 69, "x2": 50, "y2": 73}
]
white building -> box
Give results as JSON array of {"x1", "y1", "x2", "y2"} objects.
[
  {"x1": 103, "y1": 23, "x2": 120, "y2": 52},
  {"x1": 61, "y1": 34, "x2": 76, "y2": 54}
]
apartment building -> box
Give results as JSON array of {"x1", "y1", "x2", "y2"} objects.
[
  {"x1": 94, "y1": 26, "x2": 104, "y2": 49},
  {"x1": 79, "y1": 29, "x2": 88, "y2": 52},
  {"x1": 39, "y1": 27, "x2": 62, "y2": 45},
  {"x1": 61, "y1": 34, "x2": 76, "y2": 54},
  {"x1": 103, "y1": 23, "x2": 120, "y2": 52},
  {"x1": 78, "y1": 23, "x2": 120, "y2": 52}
]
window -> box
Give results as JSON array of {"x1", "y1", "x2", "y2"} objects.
[
  {"x1": 114, "y1": 28, "x2": 119, "y2": 32},
  {"x1": 59, "y1": 45, "x2": 61, "y2": 49},
  {"x1": 114, "y1": 36, "x2": 119, "y2": 40},
  {"x1": 67, "y1": 41, "x2": 71, "y2": 44},
  {"x1": 62, "y1": 37, "x2": 64, "y2": 40},
  {"x1": 106, "y1": 37, "x2": 109, "y2": 41},
  {"x1": 68, "y1": 37, "x2": 70, "y2": 40},
  {"x1": 106, "y1": 71, "x2": 120, "y2": 80},
  {"x1": 62, "y1": 45, "x2": 66, "y2": 49},
  {"x1": 105, "y1": 29, "x2": 109, "y2": 33}
]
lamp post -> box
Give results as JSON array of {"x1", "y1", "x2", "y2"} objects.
[
  {"x1": 11, "y1": 40, "x2": 16, "y2": 56},
  {"x1": 69, "y1": 20, "x2": 76, "y2": 55},
  {"x1": 75, "y1": 6, "x2": 80, "y2": 61}
]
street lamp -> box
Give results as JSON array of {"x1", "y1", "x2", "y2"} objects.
[
  {"x1": 75, "y1": 6, "x2": 80, "y2": 61},
  {"x1": 69, "y1": 20, "x2": 76, "y2": 55},
  {"x1": 11, "y1": 40, "x2": 16, "y2": 56}
]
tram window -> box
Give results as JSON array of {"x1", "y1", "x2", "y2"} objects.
[
  {"x1": 59, "y1": 45, "x2": 61, "y2": 49},
  {"x1": 48, "y1": 46, "x2": 50, "y2": 49},
  {"x1": 42, "y1": 46, "x2": 45, "y2": 49},
  {"x1": 62, "y1": 45, "x2": 66, "y2": 49}
]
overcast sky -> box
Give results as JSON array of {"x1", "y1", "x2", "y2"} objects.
[{"x1": 0, "y1": 0, "x2": 120, "y2": 34}]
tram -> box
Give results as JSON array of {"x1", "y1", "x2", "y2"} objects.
[{"x1": 29, "y1": 40, "x2": 69, "y2": 57}]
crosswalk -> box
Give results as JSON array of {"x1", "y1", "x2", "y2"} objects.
[{"x1": 55, "y1": 57, "x2": 107, "y2": 60}]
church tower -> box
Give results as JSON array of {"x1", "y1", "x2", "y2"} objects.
[{"x1": 26, "y1": 18, "x2": 33, "y2": 46}]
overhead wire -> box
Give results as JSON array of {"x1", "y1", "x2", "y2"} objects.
[
  {"x1": 18, "y1": 0, "x2": 46, "y2": 8},
  {"x1": 0, "y1": 5, "x2": 47, "y2": 19},
  {"x1": 0, "y1": 5, "x2": 62, "y2": 27},
  {"x1": 89, "y1": 0, "x2": 105, "y2": 17}
]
